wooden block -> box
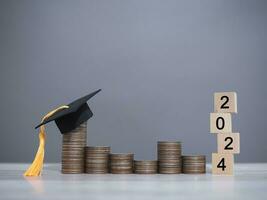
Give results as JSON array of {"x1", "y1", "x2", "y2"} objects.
[
  {"x1": 212, "y1": 153, "x2": 234, "y2": 175},
  {"x1": 210, "y1": 113, "x2": 232, "y2": 133},
  {"x1": 217, "y1": 133, "x2": 240, "y2": 154},
  {"x1": 214, "y1": 92, "x2": 237, "y2": 113}
]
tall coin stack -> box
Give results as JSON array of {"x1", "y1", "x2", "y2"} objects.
[
  {"x1": 61, "y1": 122, "x2": 87, "y2": 174},
  {"x1": 134, "y1": 160, "x2": 158, "y2": 174},
  {"x1": 158, "y1": 141, "x2": 182, "y2": 174},
  {"x1": 182, "y1": 155, "x2": 206, "y2": 174},
  {"x1": 110, "y1": 153, "x2": 134, "y2": 174},
  {"x1": 85, "y1": 146, "x2": 110, "y2": 174}
]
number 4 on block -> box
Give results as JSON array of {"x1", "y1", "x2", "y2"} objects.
[
  {"x1": 212, "y1": 153, "x2": 234, "y2": 175},
  {"x1": 214, "y1": 92, "x2": 237, "y2": 113}
]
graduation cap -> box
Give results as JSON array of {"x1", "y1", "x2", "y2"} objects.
[
  {"x1": 24, "y1": 89, "x2": 101, "y2": 176},
  {"x1": 35, "y1": 89, "x2": 101, "y2": 134}
]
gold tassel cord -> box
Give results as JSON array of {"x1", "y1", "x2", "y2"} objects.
[{"x1": 24, "y1": 105, "x2": 69, "y2": 176}]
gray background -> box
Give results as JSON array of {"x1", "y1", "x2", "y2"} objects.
[{"x1": 0, "y1": 0, "x2": 266, "y2": 163}]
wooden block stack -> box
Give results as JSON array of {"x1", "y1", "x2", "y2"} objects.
[{"x1": 210, "y1": 92, "x2": 240, "y2": 175}]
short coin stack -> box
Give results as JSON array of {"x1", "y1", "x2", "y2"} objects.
[
  {"x1": 110, "y1": 153, "x2": 134, "y2": 174},
  {"x1": 61, "y1": 122, "x2": 87, "y2": 174},
  {"x1": 158, "y1": 141, "x2": 182, "y2": 174},
  {"x1": 182, "y1": 155, "x2": 206, "y2": 174},
  {"x1": 85, "y1": 146, "x2": 110, "y2": 174},
  {"x1": 134, "y1": 160, "x2": 158, "y2": 174}
]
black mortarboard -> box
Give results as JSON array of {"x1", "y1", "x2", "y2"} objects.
[{"x1": 35, "y1": 89, "x2": 101, "y2": 134}]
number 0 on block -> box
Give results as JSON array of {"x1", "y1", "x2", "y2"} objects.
[
  {"x1": 210, "y1": 113, "x2": 232, "y2": 133},
  {"x1": 212, "y1": 153, "x2": 234, "y2": 175}
]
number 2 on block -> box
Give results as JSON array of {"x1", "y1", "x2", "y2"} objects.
[
  {"x1": 224, "y1": 137, "x2": 233, "y2": 150},
  {"x1": 220, "y1": 96, "x2": 230, "y2": 109},
  {"x1": 214, "y1": 92, "x2": 237, "y2": 113},
  {"x1": 217, "y1": 133, "x2": 240, "y2": 154}
]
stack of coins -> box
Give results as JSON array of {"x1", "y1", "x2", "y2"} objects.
[
  {"x1": 158, "y1": 141, "x2": 182, "y2": 174},
  {"x1": 61, "y1": 122, "x2": 87, "y2": 174},
  {"x1": 134, "y1": 160, "x2": 158, "y2": 174},
  {"x1": 182, "y1": 155, "x2": 206, "y2": 174},
  {"x1": 85, "y1": 146, "x2": 110, "y2": 174},
  {"x1": 110, "y1": 153, "x2": 134, "y2": 174}
]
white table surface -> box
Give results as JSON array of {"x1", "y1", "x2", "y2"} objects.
[{"x1": 0, "y1": 163, "x2": 266, "y2": 200}]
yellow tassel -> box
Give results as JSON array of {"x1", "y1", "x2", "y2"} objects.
[{"x1": 24, "y1": 105, "x2": 69, "y2": 176}]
